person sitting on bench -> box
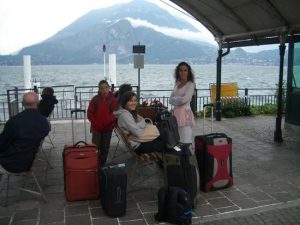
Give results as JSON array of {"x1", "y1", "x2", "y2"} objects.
[
  {"x1": 114, "y1": 91, "x2": 165, "y2": 154},
  {"x1": 0, "y1": 92, "x2": 50, "y2": 173}
]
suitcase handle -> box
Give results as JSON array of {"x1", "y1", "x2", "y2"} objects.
[
  {"x1": 71, "y1": 109, "x2": 86, "y2": 114},
  {"x1": 203, "y1": 104, "x2": 214, "y2": 134},
  {"x1": 74, "y1": 141, "x2": 89, "y2": 146},
  {"x1": 71, "y1": 109, "x2": 87, "y2": 144}
]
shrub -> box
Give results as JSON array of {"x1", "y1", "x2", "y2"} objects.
[{"x1": 250, "y1": 104, "x2": 277, "y2": 115}]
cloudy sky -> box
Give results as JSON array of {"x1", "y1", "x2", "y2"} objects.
[{"x1": 0, "y1": 0, "x2": 276, "y2": 55}]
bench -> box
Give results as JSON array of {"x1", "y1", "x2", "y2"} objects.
[{"x1": 210, "y1": 82, "x2": 240, "y2": 105}]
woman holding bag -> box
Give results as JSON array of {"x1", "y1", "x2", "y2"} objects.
[{"x1": 114, "y1": 91, "x2": 165, "y2": 154}]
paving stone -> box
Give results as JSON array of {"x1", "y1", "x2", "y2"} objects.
[
  {"x1": 90, "y1": 207, "x2": 106, "y2": 218},
  {"x1": 92, "y1": 217, "x2": 119, "y2": 225},
  {"x1": 246, "y1": 191, "x2": 273, "y2": 201},
  {"x1": 11, "y1": 220, "x2": 38, "y2": 225},
  {"x1": 120, "y1": 220, "x2": 147, "y2": 225},
  {"x1": 0, "y1": 217, "x2": 10, "y2": 225},
  {"x1": 13, "y1": 208, "x2": 39, "y2": 222},
  {"x1": 194, "y1": 204, "x2": 218, "y2": 217},
  {"x1": 138, "y1": 201, "x2": 157, "y2": 213},
  {"x1": 118, "y1": 208, "x2": 143, "y2": 221},
  {"x1": 65, "y1": 214, "x2": 91, "y2": 225},
  {"x1": 207, "y1": 197, "x2": 234, "y2": 208},
  {"x1": 65, "y1": 204, "x2": 89, "y2": 216},
  {"x1": 1, "y1": 116, "x2": 300, "y2": 225},
  {"x1": 40, "y1": 209, "x2": 64, "y2": 224}
]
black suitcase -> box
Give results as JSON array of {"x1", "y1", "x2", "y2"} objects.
[
  {"x1": 163, "y1": 144, "x2": 199, "y2": 207},
  {"x1": 195, "y1": 104, "x2": 233, "y2": 192},
  {"x1": 157, "y1": 113, "x2": 180, "y2": 149},
  {"x1": 100, "y1": 163, "x2": 127, "y2": 217}
]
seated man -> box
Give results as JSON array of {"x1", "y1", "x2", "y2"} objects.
[{"x1": 0, "y1": 92, "x2": 50, "y2": 173}]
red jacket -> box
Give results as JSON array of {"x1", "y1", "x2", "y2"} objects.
[{"x1": 87, "y1": 92, "x2": 118, "y2": 132}]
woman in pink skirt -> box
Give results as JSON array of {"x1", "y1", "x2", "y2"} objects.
[{"x1": 169, "y1": 62, "x2": 196, "y2": 144}]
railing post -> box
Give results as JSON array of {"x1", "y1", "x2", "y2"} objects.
[{"x1": 245, "y1": 88, "x2": 249, "y2": 106}]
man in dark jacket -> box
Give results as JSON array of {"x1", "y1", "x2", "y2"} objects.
[
  {"x1": 0, "y1": 92, "x2": 50, "y2": 173},
  {"x1": 38, "y1": 87, "x2": 58, "y2": 117}
]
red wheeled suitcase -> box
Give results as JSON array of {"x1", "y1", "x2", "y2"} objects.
[
  {"x1": 195, "y1": 104, "x2": 233, "y2": 192},
  {"x1": 63, "y1": 109, "x2": 100, "y2": 201}
]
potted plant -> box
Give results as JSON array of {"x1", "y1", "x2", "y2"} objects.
[{"x1": 137, "y1": 100, "x2": 167, "y2": 122}]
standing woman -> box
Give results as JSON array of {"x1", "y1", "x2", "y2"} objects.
[
  {"x1": 169, "y1": 61, "x2": 196, "y2": 145},
  {"x1": 87, "y1": 80, "x2": 118, "y2": 167}
]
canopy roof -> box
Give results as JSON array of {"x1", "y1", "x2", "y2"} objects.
[{"x1": 170, "y1": 0, "x2": 300, "y2": 48}]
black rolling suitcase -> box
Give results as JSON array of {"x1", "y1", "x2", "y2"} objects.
[
  {"x1": 100, "y1": 163, "x2": 127, "y2": 217},
  {"x1": 163, "y1": 143, "x2": 199, "y2": 208},
  {"x1": 195, "y1": 104, "x2": 233, "y2": 192}
]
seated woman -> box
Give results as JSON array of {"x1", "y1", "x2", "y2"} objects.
[
  {"x1": 114, "y1": 91, "x2": 165, "y2": 154},
  {"x1": 38, "y1": 87, "x2": 58, "y2": 117}
]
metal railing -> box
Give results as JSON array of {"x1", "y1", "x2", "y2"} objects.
[{"x1": 0, "y1": 86, "x2": 278, "y2": 123}]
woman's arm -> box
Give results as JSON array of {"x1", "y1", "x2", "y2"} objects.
[
  {"x1": 118, "y1": 111, "x2": 145, "y2": 136},
  {"x1": 169, "y1": 82, "x2": 195, "y2": 106}
]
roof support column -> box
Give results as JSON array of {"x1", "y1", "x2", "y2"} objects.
[
  {"x1": 216, "y1": 46, "x2": 222, "y2": 121},
  {"x1": 274, "y1": 33, "x2": 286, "y2": 142},
  {"x1": 216, "y1": 42, "x2": 230, "y2": 121}
]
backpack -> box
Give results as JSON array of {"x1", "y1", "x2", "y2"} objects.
[
  {"x1": 157, "y1": 115, "x2": 180, "y2": 149},
  {"x1": 155, "y1": 186, "x2": 192, "y2": 225}
]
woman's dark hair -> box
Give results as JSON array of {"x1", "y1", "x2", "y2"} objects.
[
  {"x1": 98, "y1": 80, "x2": 109, "y2": 87},
  {"x1": 120, "y1": 91, "x2": 138, "y2": 121},
  {"x1": 42, "y1": 87, "x2": 54, "y2": 96},
  {"x1": 116, "y1": 83, "x2": 133, "y2": 103},
  {"x1": 174, "y1": 61, "x2": 195, "y2": 83},
  {"x1": 118, "y1": 84, "x2": 132, "y2": 96}
]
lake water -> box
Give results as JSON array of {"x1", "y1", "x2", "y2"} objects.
[{"x1": 0, "y1": 64, "x2": 284, "y2": 100}]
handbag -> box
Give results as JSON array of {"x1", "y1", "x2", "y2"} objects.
[{"x1": 128, "y1": 119, "x2": 160, "y2": 142}]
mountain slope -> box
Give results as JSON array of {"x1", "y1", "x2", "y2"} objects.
[
  {"x1": 0, "y1": 0, "x2": 279, "y2": 65},
  {"x1": 0, "y1": 0, "x2": 216, "y2": 65}
]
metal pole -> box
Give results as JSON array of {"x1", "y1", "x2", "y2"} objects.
[
  {"x1": 103, "y1": 44, "x2": 106, "y2": 80},
  {"x1": 138, "y1": 67, "x2": 141, "y2": 100},
  {"x1": 216, "y1": 48, "x2": 222, "y2": 121},
  {"x1": 274, "y1": 34, "x2": 286, "y2": 142}
]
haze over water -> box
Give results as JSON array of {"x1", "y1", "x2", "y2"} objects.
[{"x1": 0, "y1": 64, "x2": 282, "y2": 99}]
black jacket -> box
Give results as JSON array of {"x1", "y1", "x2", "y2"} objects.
[
  {"x1": 38, "y1": 94, "x2": 58, "y2": 117},
  {"x1": 0, "y1": 109, "x2": 50, "y2": 172}
]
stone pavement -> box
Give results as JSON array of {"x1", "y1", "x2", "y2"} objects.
[{"x1": 0, "y1": 115, "x2": 300, "y2": 225}]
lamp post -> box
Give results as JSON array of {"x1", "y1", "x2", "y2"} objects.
[{"x1": 103, "y1": 44, "x2": 106, "y2": 80}]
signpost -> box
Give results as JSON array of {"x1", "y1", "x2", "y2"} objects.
[{"x1": 133, "y1": 44, "x2": 145, "y2": 100}]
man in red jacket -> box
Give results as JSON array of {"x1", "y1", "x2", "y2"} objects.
[{"x1": 87, "y1": 80, "x2": 118, "y2": 167}]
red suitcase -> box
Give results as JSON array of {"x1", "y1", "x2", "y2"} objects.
[
  {"x1": 195, "y1": 104, "x2": 233, "y2": 192},
  {"x1": 63, "y1": 109, "x2": 99, "y2": 201}
]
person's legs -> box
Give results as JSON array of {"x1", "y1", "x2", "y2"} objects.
[
  {"x1": 92, "y1": 131, "x2": 102, "y2": 166},
  {"x1": 135, "y1": 137, "x2": 165, "y2": 154},
  {"x1": 178, "y1": 126, "x2": 193, "y2": 144},
  {"x1": 99, "y1": 131, "x2": 113, "y2": 167}
]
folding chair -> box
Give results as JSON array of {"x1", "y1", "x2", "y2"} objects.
[
  {"x1": 113, "y1": 126, "x2": 163, "y2": 191},
  {"x1": 0, "y1": 157, "x2": 47, "y2": 206}
]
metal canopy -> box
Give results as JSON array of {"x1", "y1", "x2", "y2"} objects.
[
  {"x1": 169, "y1": 0, "x2": 300, "y2": 142},
  {"x1": 170, "y1": 0, "x2": 300, "y2": 47}
]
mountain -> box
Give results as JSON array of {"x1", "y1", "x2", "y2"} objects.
[
  {"x1": 0, "y1": 0, "x2": 280, "y2": 65},
  {"x1": 223, "y1": 48, "x2": 280, "y2": 65}
]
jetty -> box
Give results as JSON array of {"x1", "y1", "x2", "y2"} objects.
[{"x1": 0, "y1": 115, "x2": 299, "y2": 224}]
